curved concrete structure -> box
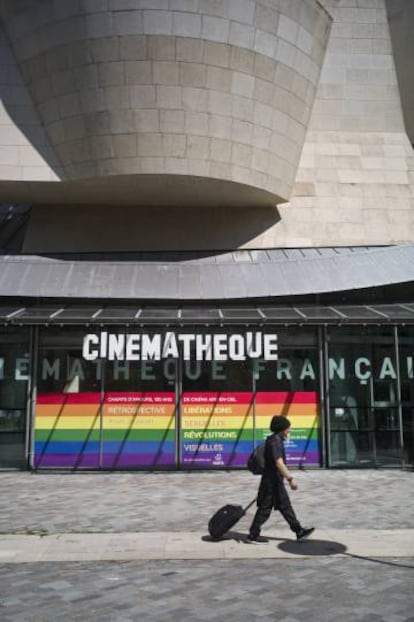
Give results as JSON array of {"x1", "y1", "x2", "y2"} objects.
[{"x1": 0, "y1": 0, "x2": 331, "y2": 205}]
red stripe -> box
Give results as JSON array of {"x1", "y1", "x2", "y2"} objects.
[
  {"x1": 37, "y1": 393, "x2": 101, "y2": 404},
  {"x1": 182, "y1": 392, "x2": 254, "y2": 404},
  {"x1": 104, "y1": 392, "x2": 175, "y2": 404},
  {"x1": 255, "y1": 392, "x2": 318, "y2": 404}
]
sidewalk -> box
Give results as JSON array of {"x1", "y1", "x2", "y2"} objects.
[
  {"x1": 0, "y1": 469, "x2": 413, "y2": 562},
  {"x1": 1, "y1": 528, "x2": 413, "y2": 563}
]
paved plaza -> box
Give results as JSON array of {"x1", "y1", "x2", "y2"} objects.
[{"x1": 0, "y1": 469, "x2": 413, "y2": 621}]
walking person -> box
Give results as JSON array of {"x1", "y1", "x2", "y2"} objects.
[{"x1": 247, "y1": 415, "x2": 314, "y2": 543}]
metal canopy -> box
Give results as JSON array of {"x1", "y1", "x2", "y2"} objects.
[
  {"x1": 1, "y1": 303, "x2": 414, "y2": 326},
  {"x1": 1, "y1": 244, "x2": 414, "y2": 300}
]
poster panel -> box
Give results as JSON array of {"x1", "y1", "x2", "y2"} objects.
[
  {"x1": 255, "y1": 392, "x2": 320, "y2": 467},
  {"x1": 102, "y1": 392, "x2": 176, "y2": 468},
  {"x1": 181, "y1": 392, "x2": 253, "y2": 468},
  {"x1": 34, "y1": 392, "x2": 100, "y2": 468}
]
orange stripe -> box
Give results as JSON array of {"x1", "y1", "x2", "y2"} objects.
[
  {"x1": 36, "y1": 405, "x2": 101, "y2": 417},
  {"x1": 182, "y1": 404, "x2": 253, "y2": 416}
]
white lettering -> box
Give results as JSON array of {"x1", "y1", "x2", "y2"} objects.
[
  {"x1": 15, "y1": 356, "x2": 29, "y2": 381},
  {"x1": 68, "y1": 359, "x2": 85, "y2": 381},
  {"x1": 277, "y1": 359, "x2": 291, "y2": 380},
  {"x1": 195, "y1": 335, "x2": 212, "y2": 361},
  {"x1": 246, "y1": 332, "x2": 262, "y2": 358},
  {"x1": 329, "y1": 358, "x2": 345, "y2": 380},
  {"x1": 82, "y1": 334, "x2": 99, "y2": 361},
  {"x1": 141, "y1": 361, "x2": 156, "y2": 381},
  {"x1": 185, "y1": 361, "x2": 201, "y2": 380},
  {"x1": 300, "y1": 359, "x2": 316, "y2": 380},
  {"x1": 42, "y1": 358, "x2": 60, "y2": 381},
  {"x1": 228, "y1": 334, "x2": 245, "y2": 361},
  {"x1": 178, "y1": 334, "x2": 195, "y2": 360},
  {"x1": 162, "y1": 332, "x2": 179, "y2": 359},
  {"x1": 253, "y1": 359, "x2": 266, "y2": 381},
  {"x1": 82, "y1": 331, "x2": 278, "y2": 362},
  {"x1": 213, "y1": 335, "x2": 228, "y2": 361},
  {"x1": 355, "y1": 357, "x2": 371, "y2": 381},
  {"x1": 126, "y1": 335, "x2": 140, "y2": 360},
  {"x1": 263, "y1": 334, "x2": 278, "y2": 361},
  {"x1": 212, "y1": 361, "x2": 226, "y2": 380},
  {"x1": 108, "y1": 334, "x2": 125, "y2": 360},
  {"x1": 379, "y1": 357, "x2": 397, "y2": 380},
  {"x1": 100, "y1": 331, "x2": 108, "y2": 358},
  {"x1": 114, "y1": 361, "x2": 130, "y2": 380},
  {"x1": 407, "y1": 356, "x2": 413, "y2": 380},
  {"x1": 141, "y1": 334, "x2": 161, "y2": 360}
]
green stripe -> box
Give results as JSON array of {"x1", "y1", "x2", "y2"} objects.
[
  {"x1": 181, "y1": 428, "x2": 254, "y2": 441},
  {"x1": 256, "y1": 427, "x2": 320, "y2": 441},
  {"x1": 35, "y1": 430, "x2": 100, "y2": 442},
  {"x1": 102, "y1": 429, "x2": 175, "y2": 442}
]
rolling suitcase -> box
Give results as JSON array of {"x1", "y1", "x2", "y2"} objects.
[{"x1": 208, "y1": 497, "x2": 256, "y2": 539}]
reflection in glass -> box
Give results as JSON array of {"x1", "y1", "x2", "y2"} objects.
[
  {"x1": 398, "y1": 326, "x2": 414, "y2": 466},
  {"x1": 0, "y1": 328, "x2": 30, "y2": 468},
  {"x1": 327, "y1": 326, "x2": 402, "y2": 467}
]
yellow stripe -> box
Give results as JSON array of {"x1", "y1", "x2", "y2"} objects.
[
  {"x1": 102, "y1": 416, "x2": 175, "y2": 430},
  {"x1": 182, "y1": 415, "x2": 253, "y2": 429},
  {"x1": 36, "y1": 405, "x2": 101, "y2": 417},
  {"x1": 35, "y1": 416, "x2": 101, "y2": 430}
]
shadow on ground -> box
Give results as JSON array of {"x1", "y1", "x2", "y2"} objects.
[
  {"x1": 279, "y1": 539, "x2": 347, "y2": 556},
  {"x1": 202, "y1": 532, "x2": 347, "y2": 555}
]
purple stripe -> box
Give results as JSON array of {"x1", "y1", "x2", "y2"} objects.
[
  {"x1": 286, "y1": 451, "x2": 320, "y2": 466},
  {"x1": 101, "y1": 453, "x2": 175, "y2": 468},
  {"x1": 34, "y1": 453, "x2": 99, "y2": 468},
  {"x1": 181, "y1": 451, "x2": 249, "y2": 468}
]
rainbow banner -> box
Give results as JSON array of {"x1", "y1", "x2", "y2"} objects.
[
  {"x1": 255, "y1": 392, "x2": 320, "y2": 467},
  {"x1": 181, "y1": 392, "x2": 254, "y2": 468},
  {"x1": 34, "y1": 392, "x2": 176, "y2": 469},
  {"x1": 102, "y1": 392, "x2": 176, "y2": 468},
  {"x1": 34, "y1": 393, "x2": 101, "y2": 468}
]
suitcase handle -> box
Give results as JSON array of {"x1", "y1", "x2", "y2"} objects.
[{"x1": 243, "y1": 497, "x2": 257, "y2": 513}]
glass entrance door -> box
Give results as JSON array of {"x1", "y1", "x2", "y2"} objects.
[
  {"x1": 327, "y1": 326, "x2": 402, "y2": 467},
  {"x1": 0, "y1": 328, "x2": 29, "y2": 468}
]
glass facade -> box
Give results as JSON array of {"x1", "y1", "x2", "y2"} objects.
[
  {"x1": 327, "y1": 327, "x2": 402, "y2": 467},
  {"x1": 0, "y1": 328, "x2": 30, "y2": 468},
  {"x1": 0, "y1": 323, "x2": 413, "y2": 470}
]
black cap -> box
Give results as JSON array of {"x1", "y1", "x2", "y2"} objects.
[{"x1": 270, "y1": 415, "x2": 291, "y2": 433}]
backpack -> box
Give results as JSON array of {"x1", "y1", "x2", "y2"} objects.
[{"x1": 247, "y1": 443, "x2": 266, "y2": 475}]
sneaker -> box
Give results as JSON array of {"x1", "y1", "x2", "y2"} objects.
[
  {"x1": 296, "y1": 527, "x2": 315, "y2": 541},
  {"x1": 246, "y1": 534, "x2": 269, "y2": 544}
]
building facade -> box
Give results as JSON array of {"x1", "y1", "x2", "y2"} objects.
[{"x1": 0, "y1": 0, "x2": 413, "y2": 470}]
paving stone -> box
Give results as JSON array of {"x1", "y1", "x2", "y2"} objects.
[
  {"x1": 1, "y1": 557, "x2": 413, "y2": 622},
  {"x1": 0, "y1": 470, "x2": 412, "y2": 535}
]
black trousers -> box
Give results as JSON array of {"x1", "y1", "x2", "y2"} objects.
[{"x1": 249, "y1": 484, "x2": 302, "y2": 538}]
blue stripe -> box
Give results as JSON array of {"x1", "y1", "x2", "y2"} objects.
[
  {"x1": 35, "y1": 441, "x2": 99, "y2": 454},
  {"x1": 181, "y1": 440, "x2": 254, "y2": 453},
  {"x1": 285, "y1": 439, "x2": 319, "y2": 452}
]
